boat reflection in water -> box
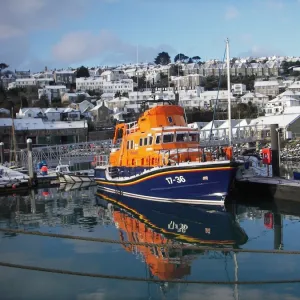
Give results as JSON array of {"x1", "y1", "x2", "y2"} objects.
[{"x1": 95, "y1": 191, "x2": 248, "y2": 282}]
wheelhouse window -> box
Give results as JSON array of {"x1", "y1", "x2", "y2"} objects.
[
  {"x1": 176, "y1": 132, "x2": 187, "y2": 142},
  {"x1": 148, "y1": 136, "x2": 153, "y2": 145},
  {"x1": 188, "y1": 132, "x2": 199, "y2": 142},
  {"x1": 139, "y1": 138, "x2": 143, "y2": 146},
  {"x1": 155, "y1": 135, "x2": 161, "y2": 144},
  {"x1": 143, "y1": 137, "x2": 148, "y2": 146},
  {"x1": 163, "y1": 133, "x2": 174, "y2": 143}
]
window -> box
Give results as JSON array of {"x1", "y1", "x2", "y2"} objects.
[
  {"x1": 189, "y1": 133, "x2": 199, "y2": 142},
  {"x1": 148, "y1": 136, "x2": 153, "y2": 145},
  {"x1": 139, "y1": 138, "x2": 143, "y2": 146},
  {"x1": 130, "y1": 140, "x2": 134, "y2": 149},
  {"x1": 167, "y1": 116, "x2": 173, "y2": 123},
  {"x1": 144, "y1": 137, "x2": 148, "y2": 146},
  {"x1": 163, "y1": 134, "x2": 174, "y2": 143},
  {"x1": 127, "y1": 141, "x2": 130, "y2": 149},
  {"x1": 155, "y1": 135, "x2": 161, "y2": 144},
  {"x1": 176, "y1": 133, "x2": 186, "y2": 142}
]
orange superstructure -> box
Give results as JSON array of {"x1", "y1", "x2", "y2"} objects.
[
  {"x1": 110, "y1": 104, "x2": 214, "y2": 168},
  {"x1": 114, "y1": 210, "x2": 192, "y2": 280}
]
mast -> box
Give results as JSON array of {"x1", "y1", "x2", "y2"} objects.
[
  {"x1": 10, "y1": 107, "x2": 18, "y2": 164},
  {"x1": 226, "y1": 38, "x2": 232, "y2": 146},
  {"x1": 136, "y1": 44, "x2": 139, "y2": 113}
]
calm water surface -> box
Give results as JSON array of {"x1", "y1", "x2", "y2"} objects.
[{"x1": 0, "y1": 185, "x2": 300, "y2": 300}]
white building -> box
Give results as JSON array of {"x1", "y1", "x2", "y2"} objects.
[
  {"x1": 288, "y1": 81, "x2": 300, "y2": 92},
  {"x1": 254, "y1": 80, "x2": 279, "y2": 98},
  {"x1": 8, "y1": 78, "x2": 36, "y2": 89},
  {"x1": 38, "y1": 85, "x2": 67, "y2": 104},
  {"x1": 264, "y1": 90, "x2": 300, "y2": 116},
  {"x1": 35, "y1": 78, "x2": 54, "y2": 88},
  {"x1": 232, "y1": 84, "x2": 247, "y2": 96},
  {"x1": 76, "y1": 77, "x2": 134, "y2": 94},
  {"x1": 100, "y1": 70, "x2": 128, "y2": 82},
  {"x1": 199, "y1": 120, "x2": 226, "y2": 140},
  {"x1": 241, "y1": 92, "x2": 269, "y2": 108},
  {"x1": 61, "y1": 92, "x2": 91, "y2": 104},
  {"x1": 16, "y1": 108, "x2": 44, "y2": 119},
  {"x1": 198, "y1": 90, "x2": 236, "y2": 110}
]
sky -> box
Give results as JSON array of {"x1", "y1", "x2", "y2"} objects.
[{"x1": 1, "y1": 0, "x2": 300, "y2": 72}]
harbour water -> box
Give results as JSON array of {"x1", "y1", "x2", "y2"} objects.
[{"x1": 1, "y1": 185, "x2": 300, "y2": 299}]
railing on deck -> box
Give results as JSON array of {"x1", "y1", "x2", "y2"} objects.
[{"x1": 126, "y1": 121, "x2": 139, "y2": 134}]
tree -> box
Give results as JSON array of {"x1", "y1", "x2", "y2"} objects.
[
  {"x1": 174, "y1": 53, "x2": 187, "y2": 63},
  {"x1": 192, "y1": 56, "x2": 201, "y2": 63},
  {"x1": 75, "y1": 94, "x2": 86, "y2": 103},
  {"x1": 76, "y1": 66, "x2": 90, "y2": 78},
  {"x1": 35, "y1": 95, "x2": 49, "y2": 108},
  {"x1": 0, "y1": 63, "x2": 9, "y2": 89},
  {"x1": 20, "y1": 96, "x2": 28, "y2": 108},
  {"x1": 154, "y1": 52, "x2": 171, "y2": 65},
  {"x1": 0, "y1": 63, "x2": 9, "y2": 73}
]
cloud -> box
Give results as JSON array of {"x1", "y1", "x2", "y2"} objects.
[
  {"x1": 0, "y1": 0, "x2": 91, "y2": 70},
  {"x1": 224, "y1": 6, "x2": 240, "y2": 20},
  {"x1": 51, "y1": 29, "x2": 175, "y2": 66},
  {"x1": 238, "y1": 45, "x2": 285, "y2": 58},
  {"x1": 265, "y1": 0, "x2": 284, "y2": 9}
]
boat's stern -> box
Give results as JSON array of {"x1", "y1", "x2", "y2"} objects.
[{"x1": 94, "y1": 166, "x2": 107, "y2": 181}]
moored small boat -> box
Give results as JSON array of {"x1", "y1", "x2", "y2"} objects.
[{"x1": 56, "y1": 165, "x2": 94, "y2": 184}]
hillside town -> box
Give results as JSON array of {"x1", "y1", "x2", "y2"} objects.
[{"x1": 1, "y1": 53, "x2": 300, "y2": 148}]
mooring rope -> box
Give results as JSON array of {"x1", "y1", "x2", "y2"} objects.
[
  {"x1": 0, "y1": 261, "x2": 299, "y2": 285},
  {"x1": 1, "y1": 227, "x2": 300, "y2": 254}
]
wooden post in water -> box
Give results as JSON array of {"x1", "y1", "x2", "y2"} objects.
[
  {"x1": 30, "y1": 189, "x2": 36, "y2": 214},
  {"x1": 27, "y1": 138, "x2": 35, "y2": 187},
  {"x1": 0, "y1": 142, "x2": 4, "y2": 164},
  {"x1": 274, "y1": 212, "x2": 283, "y2": 250},
  {"x1": 270, "y1": 124, "x2": 280, "y2": 177}
]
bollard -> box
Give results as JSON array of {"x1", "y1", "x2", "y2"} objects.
[
  {"x1": 0, "y1": 142, "x2": 4, "y2": 164},
  {"x1": 27, "y1": 138, "x2": 35, "y2": 187},
  {"x1": 270, "y1": 124, "x2": 280, "y2": 177}
]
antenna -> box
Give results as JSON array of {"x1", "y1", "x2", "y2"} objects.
[{"x1": 226, "y1": 38, "x2": 232, "y2": 146}]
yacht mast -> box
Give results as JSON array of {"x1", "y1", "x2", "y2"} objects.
[{"x1": 226, "y1": 38, "x2": 232, "y2": 146}]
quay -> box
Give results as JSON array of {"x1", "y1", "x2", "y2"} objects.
[
  {"x1": 234, "y1": 124, "x2": 300, "y2": 202},
  {"x1": 235, "y1": 176, "x2": 300, "y2": 202}
]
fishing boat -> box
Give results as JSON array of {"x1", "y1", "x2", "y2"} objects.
[
  {"x1": 94, "y1": 39, "x2": 239, "y2": 205},
  {"x1": 55, "y1": 164, "x2": 94, "y2": 184},
  {"x1": 95, "y1": 191, "x2": 248, "y2": 282}
]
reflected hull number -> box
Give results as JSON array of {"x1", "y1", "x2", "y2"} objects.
[
  {"x1": 168, "y1": 221, "x2": 188, "y2": 233},
  {"x1": 165, "y1": 176, "x2": 186, "y2": 184}
]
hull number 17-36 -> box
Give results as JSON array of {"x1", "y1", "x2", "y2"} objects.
[{"x1": 165, "y1": 176, "x2": 186, "y2": 184}]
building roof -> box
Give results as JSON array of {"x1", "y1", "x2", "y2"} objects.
[
  {"x1": 254, "y1": 81, "x2": 279, "y2": 87},
  {"x1": 250, "y1": 114, "x2": 300, "y2": 128},
  {"x1": 45, "y1": 85, "x2": 66, "y2": 89},
  {"x1": 241, "y1": 92, "x2": 267, "y2": 98},
  {"x1": 0, "y1": 118, "x2": 85, "y2": 130}
]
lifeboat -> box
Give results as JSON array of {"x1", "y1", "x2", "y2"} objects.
[{"x1": 94, "y1": 103, "x2": 240, "y2": 205}]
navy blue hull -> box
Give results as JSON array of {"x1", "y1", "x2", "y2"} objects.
[
  {"x1": 94, "y1": 162, "x2": 238, "y2": 205},
  {"x1": 95, "y1": 191, "x2": 248, "y2": 246}
]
